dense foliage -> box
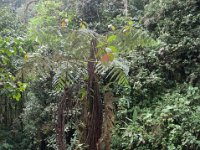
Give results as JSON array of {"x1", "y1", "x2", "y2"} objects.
[{"x1": 0, "y1": 0, "x2": 200, "y2": 150}]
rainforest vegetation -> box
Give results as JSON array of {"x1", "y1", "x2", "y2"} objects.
[{"x1": 0, "y1": 0, "x2": 200, "y2": 150}]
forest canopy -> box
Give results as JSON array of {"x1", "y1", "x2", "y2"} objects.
[{"x1": 0, "y1": 0, "x2": 200, "y2": 150}]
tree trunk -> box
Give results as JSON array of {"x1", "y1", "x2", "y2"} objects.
[
  {"x1": 85, "y1": 38, "x2": 103, "y2": 150},
  {"x1": 123, "y1": 0, "x2": 128, "y2": 16}
]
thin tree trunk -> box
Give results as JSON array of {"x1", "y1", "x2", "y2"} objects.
[
  {"x1": 123, "y1": 0, "x2": 128, "y2": 16},
  {"x1": 4, "y1": 96, "x2": 7, "y2": 125}
]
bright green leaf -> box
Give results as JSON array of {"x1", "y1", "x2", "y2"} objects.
[{"x1": 107, "y1": 35, "x2": 117, "y2": 43}]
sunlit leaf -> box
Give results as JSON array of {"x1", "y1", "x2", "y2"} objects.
[
  {"x1": 109, "y1": 46, "x2": 118, "y2": 53},
  {"x1": 107, "y1": 35, "x2": 117, "y2": 43},
  {"x1": 108, "y1": 53, "x2": 114, "y2": 62},
  {"x1": 13, "y1": 92, "x2": 21, "y2": 101}
]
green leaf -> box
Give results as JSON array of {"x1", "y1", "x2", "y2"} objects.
[
  {"x1": 13, "y1": 92, "x2": 21, "y2": 101},
  {"x1": 109, "y1": 46, "x2": 118, "y2": 53},
  {"x1": 108, "y1": 53, "x2": 114, "y2": 62},
  {"x1": 107, "y1": 35, "x2": 117, "y2": 43},
  {"x1": 96, "y1": 42, "x2": 105, "y2": 48},
  {"x1": 18, "y1": 82, "x2": 28, "y2": 92},
  {"x1": 111, "y1": 25, "x2": 115, "y2": 31},
  {"x1": 6, "y1": 49, "x2": 12, "y2": 57},
  {"x1": 95, "y1": 49, "x2": 105, "y2": 58},
  {"x1": 128, "y1": 21, "x2": 133, "y2": 25}
]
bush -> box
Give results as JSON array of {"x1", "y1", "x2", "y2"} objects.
[{"x1": 112, "y1": 84, "x2": 200, "y2": 149}]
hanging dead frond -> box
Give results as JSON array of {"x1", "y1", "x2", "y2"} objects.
[
  {"x1": 97, "y1": 92, "x2": 115, "y2": 150},
  {"x1": 55, "y1": 87, "x2": 72, "y2": 150},
  {"x1": 55, "y1": 82, "x2": 82, "y2": 150}
]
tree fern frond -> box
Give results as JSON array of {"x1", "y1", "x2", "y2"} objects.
[
  {"x1": 53, "y1": 61, "x2": 86, "y2": 91},
  {"x1": 96, "y1": 59, "x2": 130, "y2": 87}
]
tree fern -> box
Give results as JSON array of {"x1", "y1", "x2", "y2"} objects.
[{"x1": 96, "y1": 59, "x2": 130, "y2": 87}]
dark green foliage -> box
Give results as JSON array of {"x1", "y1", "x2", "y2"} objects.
[
  {"x1": 128, "y1": 0, "x2": 149, "y2": 16},
  {"x1": 113, "y1": 85, "x2": 200, "y2": 150},
  {"x1": 0, "y1": 7, "x2": 24, "y2": 37},
  {"x1": 20, "y1": 76, "x2": 57, "y2": 150},
  {"x1": 1, "y1": 0, "x2": 200, "y2": 150},
  {"x1": 112, "y1": 1, "x2": 200, "y2": 149},
  {"x1": 144, "y1": 0, "x2": 200, "y2": 84},
  {"x1": 77, "y1": 0, "x2": 126, "y2": 33},
  {"x1": 78, "y1": 0, "x2": 103, "y2": 22}
]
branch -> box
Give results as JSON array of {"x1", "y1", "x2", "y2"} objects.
[{"x1": 23, "y1": 0, "x2": 38, "y2": 22}]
